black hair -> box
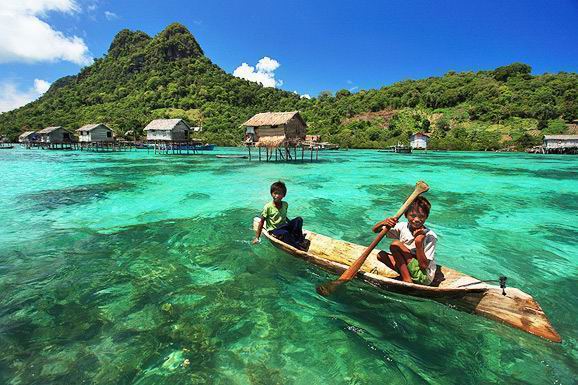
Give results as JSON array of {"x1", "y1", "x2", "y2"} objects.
[
  {"x1": 405, "y1": 196, "x2": 431, "y2": 217},
  {"x1": 270, "y1": 181, "x2": 287, "y2": 195}
]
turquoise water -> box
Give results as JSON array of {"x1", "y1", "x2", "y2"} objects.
[{"x1": 0, "y1": 147, "x2": 576, "y2": 384}]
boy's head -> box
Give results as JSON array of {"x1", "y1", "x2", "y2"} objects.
[
  {"x1": 404, "y1": 196, "x2": 431, "y2": 229},
  {"x1": 270, "y1": 181, "x2": 287, "y2": 202}
]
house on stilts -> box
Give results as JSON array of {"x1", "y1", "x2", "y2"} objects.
[
  {"x1": 144, "y1": 118, "x2": 203, "y2": 155},
  {"x1": 36, "y1": 126, "x2": 75, "y2": 149},
  {"x1": 241, "y1": 111, "x2": 317, "y2": 161},
  {"x1": 19, "y1": 131, "x2": 40, "y2": 144},
  {"x1": 77, "y1": 123, "x2": 114, "y2": 143},
  {"x1": 410, "y1": 132, "x2": 430, "y2": 151}
]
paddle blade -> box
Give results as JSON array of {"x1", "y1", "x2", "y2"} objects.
[
  {"x1": 316, "y1": 279, "x2": 346, "y2": 297},
  {"x1": 415, "y1": 180, "x2": 430, "y2": 194}
]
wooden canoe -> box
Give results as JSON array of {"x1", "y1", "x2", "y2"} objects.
[{"x1": 253, "y1": 218, "x2": 561, "y2": 343}]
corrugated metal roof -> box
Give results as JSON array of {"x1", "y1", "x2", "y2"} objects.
[
  {"x1": 37, "y1": 126, "x2": 63, "y2": 134},
  {"x1": 143, "y1": 119, "x2": 190, "y2": 131},
  {"x1": 241, "y1": 111, "x2": 306, "y2": 127},
  {"x1": 544, "y1": 135, "x2": 578, "y2": 140},
  {"x1": 19, "y1": 131, "x2": 36, "y2": 138},
  {"x1": 77, "y1": 123, "x2": 111, "y2": 132}
]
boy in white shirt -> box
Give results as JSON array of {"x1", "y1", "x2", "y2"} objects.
[{"x1": 372, "y1": 196, "x2": 437, "y2": 285}]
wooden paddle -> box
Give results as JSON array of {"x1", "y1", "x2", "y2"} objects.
[{"x1": 316, "y1": 181, "x2": 430, "y2": 296}]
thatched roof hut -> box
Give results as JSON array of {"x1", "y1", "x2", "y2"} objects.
[{"x1": 241, "y1": 111, "x2": 307, "y2": 147}]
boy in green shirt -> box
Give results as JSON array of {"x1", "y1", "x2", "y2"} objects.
[{"x1": 253, "y1": 181, "x2": 307, "y2": 250}]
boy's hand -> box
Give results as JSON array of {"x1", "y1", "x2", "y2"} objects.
[
  {"x1": 252, "y1": 237, "x2": 260, "y2": 244},
  {"x1": 384, "y1": 217, "x2": 398, "y2": 228},
  {"x1": 412, "y1": 227, "x2": 426, "y2": 243},
  {"x1": 372, "y1": 217, "x2": 397, "y2": 233}
]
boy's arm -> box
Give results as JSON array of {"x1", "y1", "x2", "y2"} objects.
[
  {"x1": 253, "y1": 217, "x2": 265, "y2": 244},
  {"x1": 372, "y1": 217, "x2": 398, "y2": 234},
  {"x1": 414, "y1": 230, "x2": 435, "y2": 270},
  {"x1": 414, "y1": 235, "x2": 429, "y2": 270}
]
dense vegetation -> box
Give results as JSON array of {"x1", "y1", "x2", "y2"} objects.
[{"x1": 1, "y1": 23, "x2": 577, "y2": 150}]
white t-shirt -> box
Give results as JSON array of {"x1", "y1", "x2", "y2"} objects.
[{"x1": 386, "y1": 222, "x2": 437, "y2": 282}]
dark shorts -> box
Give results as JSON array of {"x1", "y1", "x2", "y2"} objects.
[{"x1": 270, "y1": 217, "x2": 305, "y2": 249}]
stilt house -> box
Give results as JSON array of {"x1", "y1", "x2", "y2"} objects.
[
  {"x1": 18, "y1": 131, "x2": 39, "y2": 143},
  {"x1": 410, "y1": 132, "x2": 430, "y2": 150},
  {"x1": 242, "y1": 111, "x2": 307, "y2": 147},
  {"x1": 543, "y1": 135, "x2": 578, "y2": 152},
  {"x1": 37, "y1": 126, "x2": 75, "y2": 143},
  {"x1": 77, "y1": 124, "x2": 114, "y2": 142},
  {"x1": 144, "y1": 119, "x2": 191, "y2": 142}
]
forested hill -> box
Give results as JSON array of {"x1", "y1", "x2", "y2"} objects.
[{"x1": 1, "y1": 23, "x2": 577, "y2": 150}]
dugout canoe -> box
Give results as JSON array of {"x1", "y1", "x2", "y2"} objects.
[{"x1": 252, "y1": 218, "x2": 561, "y2": 343}]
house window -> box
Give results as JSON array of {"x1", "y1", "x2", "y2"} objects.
[{"x1": 107, "y1": 131, "x2": 112, "y2": 138}]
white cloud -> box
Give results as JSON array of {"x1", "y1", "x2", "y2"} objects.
[
  {"x1": 293, "y1": 90, "x2": 311, "y2": 99},
  {"x1": 233, "y1": 57, "x2": 282, "y2": 88},
  {"x1": 104, "y1": 10, "x2": 118, "y2": 20},
  {"x1": 0, "y1": 0, "x2": 92, "y2": 65},
  {"x1": 255, "y1": 57, "x2": 280, "y2": 73},
  {"x1": 34, "y1": 78, "x2": 51, "y2": 93},
  {"x1": 0, "y1": 78, "x2": 51, "y2": 113}
]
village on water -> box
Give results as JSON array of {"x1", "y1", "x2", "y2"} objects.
[
  {"x1": 1, "y1": 2, "x2": 577, "y2": 384},
  {"x1": 5, "y1": 112, "x2": 578, "y2": 156}
]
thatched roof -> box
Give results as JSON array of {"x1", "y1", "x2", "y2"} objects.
[
  {"x1": 255, "y1": 136, "x2": 304, "y2": 148},
  {"x1": 38, "y1": 126, "x2": 63, "y2": 134},
  {"x1": 544, "y1": 135, "x2": 578, "y2": 140},
  {"x1": 255, "y1": 136, "x2": 286, "y2": 148},
  {"x1": 241, "y1": 111, "x2": 307, "y2": 127},
  {"x1": 144, "y1": 119, "x2": 190, "y2": 131},
  {"x1": 77, "y1": 123, "x2": 111, "y2": 132}
]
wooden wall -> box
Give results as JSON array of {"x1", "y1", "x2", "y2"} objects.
[{"x1": 79, "y1": 125, "x2": 113, "y2": 142}]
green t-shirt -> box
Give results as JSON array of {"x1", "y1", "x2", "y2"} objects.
[{"x1": 261, "y1": 201, "x2": 288, "y2": 231}]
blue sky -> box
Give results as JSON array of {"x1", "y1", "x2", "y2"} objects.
[{"x1": 1, "y1": 0, "x2": 577, "y2": 112}]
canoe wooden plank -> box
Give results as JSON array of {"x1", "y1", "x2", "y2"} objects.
[{"x1": 252, "y1": 218, "x2": 561, "y2": 343}]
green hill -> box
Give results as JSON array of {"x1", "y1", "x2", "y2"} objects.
[{"x1": 1, "y1": 23, "x2": 577, "y2": 150}]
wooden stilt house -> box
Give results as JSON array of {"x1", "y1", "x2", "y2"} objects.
[
  {"x1": 77, "y1": 124, "x2": 114, "y2": 142},
  {"x1": 241, "y1": 111, "x2": 316, "y2": 161},
  {"x1": 543, "y1": 135, "x2": 578, "y2": 154},
  {"x1": 242, "y1": 111, "x2": 307, "y2": 146},
  {"x1": 410, "y1": 132, "x2": 430, "y2": 150},
  {"x1": 144, "y1": 119, "x2": 191, "y2": 142},
  {"x1": 37, "y1": 126, "x2": 74, "y2": 143},
  {"x1": 18, "y1": 131, "x2": 39, "y2": 143}
]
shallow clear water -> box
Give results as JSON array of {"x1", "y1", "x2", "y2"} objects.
[{"x1": 0, "y1": 147, "x2": 576, "y2": 385}]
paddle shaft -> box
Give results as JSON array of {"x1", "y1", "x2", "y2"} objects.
[{"x1": 336, "y1": 182, "x2": 429, "y2": 282}]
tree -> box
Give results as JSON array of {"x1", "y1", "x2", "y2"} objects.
[{"x1": 493, "y1": 63, "x2": 532, "y2": 82}]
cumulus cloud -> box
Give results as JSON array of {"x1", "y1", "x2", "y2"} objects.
[
  {"x1": 34, "y1": 79, "x2": 51, "y2": 93},
  {"x1": 233, "y1": 57, "x2": 282, "y2": 88},
  {"x1": 0, "y1": 79, "x2": 51, "y2": 113},
  {"x1": 104, "y1": 10, "x2": 118, "y2": 20},
  {"x1": 0, "y1": 0, "x2": 92, "y2": 65},
  {"x1": 293, "y1": 91, "x2": 311, "y2": 99}
]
